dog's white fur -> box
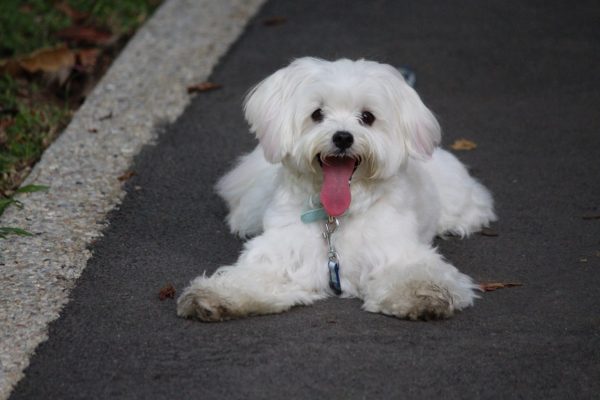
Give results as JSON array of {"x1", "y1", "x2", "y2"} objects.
[{"x1": 177, "y1": 58, "x2": 496, "y2": 321}]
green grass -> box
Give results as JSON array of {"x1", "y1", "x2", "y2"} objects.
[
  {"x1": 0, "y1": 0, "x2": 161, "y2": 58},
  {"x1": 0, "y1": 74, "x2": 71, "y2": 195},
  {"x1": 0, "y1": 0, "x2": 161, "y2": 236}
]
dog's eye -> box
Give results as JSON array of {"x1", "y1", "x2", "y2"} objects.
[
  {"x1": 311, "y1": 108, "x2": 324, "y2": 123},
  {"x1": 360, "y1": 111, "x2": 375, "y2": 126}
]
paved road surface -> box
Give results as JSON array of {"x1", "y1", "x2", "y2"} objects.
[{"x1": 10, "y1": 0, "x2": 600, "y2": 398}]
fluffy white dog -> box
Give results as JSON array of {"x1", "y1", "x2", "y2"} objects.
[{"x1": 177, "y1": 58, "x2": 496, "y2": 321}]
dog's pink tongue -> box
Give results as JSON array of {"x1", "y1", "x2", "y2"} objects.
[{"x1": 320, "y1": 156, "x2": 355, "y2": 217}]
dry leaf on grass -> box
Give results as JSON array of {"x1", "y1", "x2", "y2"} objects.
[
  {"x1": 479, "y1": 282, "x2": 523, "y2": 292},
  {"x1": 0, "y1": 119, "x2": 14, "y2": 145},
  {"x1": 0, "y1": 46, "x2": 100, "y2": 89},
  {"x1": 56, "y1": 26, "x2": 114, "y2": 46},
  {"x1": 187, "y1": 82, "x2": 222, "y2": 93},
  {"x1": 0, "y1": 118, "x2": 15, "y2": 132},
  {"x1": 0, "y1": 46, "x2": 75, "y2": 85},
  {"x1": 159, "y1": 284, "x2": 176, "y2": 300},
  {"x1": 18, "y1": 47, "x2": 75, "y2": 73},
  {"x1": 13, "y1": 46, "x2": 76, "y2": 85},
  {"x1": 76, "y1": 48, "x2": 101, "y2": 69},
  {"x1": 450, "y1": 138, "x2": 478, "y2": 151},
  {"x1": 19, "y1": 4, "x2": 33, "y2": 13},
  {"x1": 55, "y1": 1, "x2": 90, "y2": 23}
]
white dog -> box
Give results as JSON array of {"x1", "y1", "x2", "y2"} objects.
[{"x1": 177, "y1": 58, "x2": 496, "y2": 321}]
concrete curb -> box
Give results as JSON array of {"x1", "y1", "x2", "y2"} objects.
[{"x1": 0, "y1": 0, "x2": 265, "y2": 397}]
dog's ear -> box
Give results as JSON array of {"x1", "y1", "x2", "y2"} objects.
[
  {"x1": 244, "y1": 59, "x2": 318, "y2": 163},
  {"x1": 385, "y1": 66, "x2": 441, "y2": 160}
]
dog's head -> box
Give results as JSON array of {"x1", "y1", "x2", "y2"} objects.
[{"x1": 244, "y1": 57, "x2": 441, "y2": 181}]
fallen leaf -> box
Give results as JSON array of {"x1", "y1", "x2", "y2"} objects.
[
  {"x1": 187, "y1": 82, "x2": 222, "y2": 93},
  {"x1": 17, "y1": 46, "x2": 75, "y2": 73},
  {"x1": 55, "y1": 26, "x2": 114, "y2": 46},
  {"x1": 88, "y1": 128, "x2": 98, "y2": 133},
  {"x1": 263, "y1": 16, "x2": 287, "y2": 26},
  {"x1": 11, "y1": 46, "x2": 76, "y2": 84},
  {"x1": 479, "y1": 282, "x2": 523, "y2": 292},
  {"x1": 159, "y1": 284, "x2": 176, "y2": 300},
  {"x1": 0, "y1": 59, "x2": 21, "y2": 76},
  {"x1": 480, "y1": 227, "x2": 498, "y2": 237},
  {"x1": 76, "y1": 48, "x2": 100, "y2": 69},
  {"x1": 19, "y1": 4, "x2": 33, "y2": 13},
  {"x1": 450, "y1": 138, "x2": 478, "y2": 151},
  {"x1": 55, "y1": 1, "x2": 89, "y2": 23},
  {"x1": 0, "y1": 118, "x2": 14, "y2": 132},
  {"x1": 582, "y1": 212, "x2": 600, "y2": 220},
  {"x1": 118, "y1": 171, "x2": 136, "y2": 182},
  {"x1": 0, "y1": 119, "x2": 13, "y2": 145}
]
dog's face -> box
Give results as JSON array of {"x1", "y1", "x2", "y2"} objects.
[{"x1": 244, "y1": 58, "x2": 441, "y2": 181}]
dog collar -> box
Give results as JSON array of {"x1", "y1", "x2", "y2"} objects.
[
  {"x1": 300, "y1": 195, "x2": 343, "y2": 295},
  {"x1": 301, "y1": 194, "x2": 345, "y2": 224}
]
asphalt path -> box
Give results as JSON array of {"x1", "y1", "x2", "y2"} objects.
[{"x1": 10, "y1": 0, "x2": 600, "y2": 398}]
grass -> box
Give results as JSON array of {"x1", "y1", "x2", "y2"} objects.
[
  {"x1": 0, "y1": 0, "x2": 161, "y2": 236},
  {"x1": 0, "y1": 74, "x2": 72, "y2": 194},
  {"x1": 0, "y1": 0, "x2": 160, "y2": 58}
]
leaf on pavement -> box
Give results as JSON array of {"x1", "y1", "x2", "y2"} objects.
[
  {"x1": 159, "y1": 284, "x2": 176, "y2": 300},
  {"x1": 187, "y1": 82, "x2": 222, "y2": 93},
  {"x1": 118, "y1": 171, "x2": 136, "y2": 182},
  {"x1": 55, "y1": 26, "x2": 114, "y2": 46},
  {"x1": 450, "y1": 138, "x2": 478, "y2": 151},
  {"x1": 581, "y1": 212, "x2": 600, "y2": 220},
  {"x1": 263, "y1": 16, "x2": 287, "y2": 26},
  {"x1": 479, "y1": 282, "x2": 523, "y2": 292},
  {"x1": 479, "y1": 227, "x2": 498, "y2": 237}
]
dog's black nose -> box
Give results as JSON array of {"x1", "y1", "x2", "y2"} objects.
[{"x1": 332, "y1": 131, "x2": 354, "y2": 150}]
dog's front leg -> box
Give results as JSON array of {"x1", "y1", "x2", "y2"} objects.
[
  {"x1": 177, "y1": 226, "x2": 326, "y2": 322},
  {"x1": 361, "y1": 246, "x2": 478, "y2": 320}
]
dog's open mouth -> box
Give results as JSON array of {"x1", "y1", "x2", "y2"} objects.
[{"x1": 317, "y1": 154, "x2": 360, "y2": 217}]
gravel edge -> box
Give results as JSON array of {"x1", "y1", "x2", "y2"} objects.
[{"x1": 0, "y1": 0, "x2": 265, "y2": 397}]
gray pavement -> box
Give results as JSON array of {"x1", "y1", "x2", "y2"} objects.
[
  {"x1": 0, "y1": 1, "x2": 264, "y2": 397},
  {"x1": 8, "y1": 0, "x2": 600, "y2": 398}
]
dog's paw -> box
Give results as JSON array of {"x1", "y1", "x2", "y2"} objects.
[
  {"x1": 176, "y1": 287, "x2": 233, "y2": 322},
  {"x1": 364, "y1": 279, "x2": 476, "y2": 321},
  {"x1": 403, "y1": 282, "x2": 455, "y2": 320}
]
